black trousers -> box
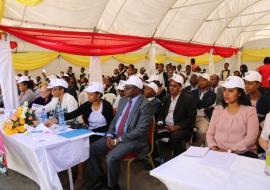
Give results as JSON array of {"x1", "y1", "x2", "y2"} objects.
[
  {"x1": 156, "y1": 129, "x2": 192, "y2": 159},
  {"x1": 88, "y1": 137, "x2": 136, "y2": 187},
  {"x1": 90, "y1": 126, "x2": 108, "y2": 143}
]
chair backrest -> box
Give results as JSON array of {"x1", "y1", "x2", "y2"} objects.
[{"x1": 103, "y1": 93, "x2": 116, "y2": 105}]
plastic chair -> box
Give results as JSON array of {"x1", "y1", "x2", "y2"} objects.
[
  {"x1": 103, "y1": 93, "x2": 116, "y2": 105},
  {"x1": 122, "y1": 118, "x2": 155, "y2": 190}
]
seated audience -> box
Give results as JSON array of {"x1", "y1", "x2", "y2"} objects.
[
  {"x1": 143, "y1": 82, "x2": 162, "y2": 119},
  {"x1": 257, "y1": 57, "x2": 270, "y2": 94},
  {"x1": 207, "y1": 76, "x2": 259, "y2": 158},
  {"x1": 79, "y1": 76, "x2": 88, "y2": 92},
  {"x1": 220, "y1": 62, "x2": 230, "y2": 81},
  {"x1": 191, "y1": 73, "x2": 216, "y2": 146},
  {"x1": 30, "y1": 83, "x2": 52, "y2": 108},
  {"x1": 88, "y1": 76, "x2": 153, "y2": 190},
  {"x1": 156, "y1": 74, "x2": 197, "y2": 157},
  {"x1": 184, "y1": 73, "x2": 198, "y2": 93},
  {"x1": 17, "y1": 76, "x2": 36, "y2": 106},
  {"x1": 137, "y1": 67, "x2": 148, "y2": 81},
  {"x1": 240, "y1": 64, "x2": 248, "y2": 78},
  {"x1": 113, "y1": 81, "x2": 125, "y2": 111},
  {"x1": 210, "y1": 74, "x2": 223, "y2": 105},
  {"x1": 104, "y1": 76, "x2": 117, "y2": 95},
  {"x1": 244, "y1": 71, "x2": 270, "y2": 127},
  {"x1": 259, "y1": 112, "x2": 270, "y2": 150},
  {"x1": 37, "y1": 79, "x2": 78, "y2": 118}
]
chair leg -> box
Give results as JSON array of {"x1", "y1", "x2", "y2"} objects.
[
  {"x1": 147, "y1": 155, "x2": 155, "y2": 169},
  {"x1": 127, "y1": 159, "x2": 133, "y2": 190}
]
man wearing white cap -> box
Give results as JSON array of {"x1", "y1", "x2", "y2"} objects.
[
  {"x1": 113, "y1": 81, "x2": 125, "y2": 111},
  {"x1": 244, "y1": 71, "x2": 270, "y2": 127},
  {"x1": 88, "y1": 76, "x2": 153, "y2": 190},
  {"x1": 156, "y1": 74, "x2": 197, "y2": 158},
  {"x1": 144, "y1": 82, "x2": 162, "y2": 119},
  {"x1": 191, "y1": 73, "x2": 216, "y2": 147},
  {"x1": 37, "y1": 79, "x2": 78, "y2": 120},
  {"x1": 17, "y1": 76, "x2": 36, "y2": 106}
]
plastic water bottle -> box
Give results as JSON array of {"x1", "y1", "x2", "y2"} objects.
[
  {"x1": 40, "y1": 108, "x2": 48, "y2": 123},
  {"x1": 58, "y1": 108, "x2": 66, "y2": 131},
  {"x1": 265, "y1": 135, "x2": 270, "y2": 176}
]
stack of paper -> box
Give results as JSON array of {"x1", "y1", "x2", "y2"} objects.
[{"x1": 182, "y1": 146, "x2": 209, "y2": 157}]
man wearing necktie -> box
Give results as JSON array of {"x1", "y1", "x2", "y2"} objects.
[{"x1": 88, "y1": 76, "x2": 153, "y2": 190}]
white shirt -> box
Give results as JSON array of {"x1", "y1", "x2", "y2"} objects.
[
  {"x1": 261, "y1": 113, "x2": 270, "y2": 140},
  {"x1": 113, "y1": 95, "x2": 121, "y2": 110},
  {"x1": 157, "y1": 72, "x2": 165, "y2": 87},
  {"x1": 197, "y1": 90, "x2": 207, "y2": 117},
  {"x1": 88, "y1": 102, "x2": 107, "y2": 130},
  {"x1": 165, "y1": 93, "x2": 180, "y2": 126},
  {"x1": 36, "y1": 93, "x2": 78, "y2": 121}
]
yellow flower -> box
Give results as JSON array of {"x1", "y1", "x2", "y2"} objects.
[
  {"x1": 19, "y1": 118, "x2": 25, "y2": 125},
  {"x1": 16, "y1": 125, "x2": 26, "y2": 133}
]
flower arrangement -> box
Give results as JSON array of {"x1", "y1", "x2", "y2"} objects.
[{"x1": 2, "y1": 102, "x2": 38, "y2": 135}]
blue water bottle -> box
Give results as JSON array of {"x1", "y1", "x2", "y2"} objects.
[
  {"x1": 58, "y1": 108, "x2": 66, "y2": 131},
  {"x1": 41, "y1": 108, "x2": 48, "y2": 123}
]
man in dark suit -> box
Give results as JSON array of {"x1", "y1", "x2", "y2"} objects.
[
  {"x1": 191, "y1": 73, "x2": 216, "y2": 147},
  {"x1": 88, "y1": 76, "x2": 153, "y2": 190},
  {"x1": 156, "y1": 63, "x2": 169, "y2": 89},
  {"x1": 156, "y1": 74, "x2": 197, "y2": 157}
]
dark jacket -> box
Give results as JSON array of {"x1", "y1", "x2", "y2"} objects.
[
  {"x1": 157, "y1": 91, "x2": 197, "y2": 134},
  {"x1": 191, "y1": 88, "x2": 216, "y2": 120},
  {"x1": 65, "y1": 99, "x2": 113, "y2": 129},
  {"x1": 248, "y1": 94, "x2": 270, "y2": 124},
  {"x1": 29, "y1": 94, "x2": 53, "y2": 108},
  {"x1": 149, "y1": 97, "x2": 162, "y2": 120},
  {"x1": 105, "y1": 85, "x2": 117, "y2": 95}
]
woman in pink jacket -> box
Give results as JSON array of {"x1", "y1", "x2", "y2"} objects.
[{"x1": 206, "y1": 76, "x2": 259, "y2": 158}]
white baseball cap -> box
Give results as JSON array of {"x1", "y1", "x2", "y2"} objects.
[
  {"x1": 169, "y1": 74, "x2": 184, "y2": 85},
  {"x1": 221, "y1": 76, "x2": 245, "y2": 90},
  {"x1": 243, "y1": 71, "x2": 262, "y2": 82},
  {"x1": 17, "y1": 76, "x2": 30, "y2": 84},
  {"x1": 144, "y1": 82, "x2": 159, "y2": 94},
  {"x1": 199, "y1": 73, "x2": 210, "y2": 81},
  {"x1": 123, "y1": 76, "x2": 143, "y2": 89},
  {"x1": 84, "y1": 82, "x2": 104, "y2": 93},
  {"x1": 147, "y1": 75, "x2": 160, "y2": 83},
  {"x1": 48, "y1": 79, "x2": 69, "y2": 89},
  {"x1": 117, "y1": 80, "x2": 125, "y2": 91}
]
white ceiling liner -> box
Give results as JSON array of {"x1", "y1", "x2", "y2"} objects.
[{"x1": 3, "y1": 0, "x2": 270, "y2": 48}]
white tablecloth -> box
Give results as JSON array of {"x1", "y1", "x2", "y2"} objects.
[
  {"x1": 150, "y1": 149, "x2": 270, "y2": 190},
  {"x1": 0, "y1": 115, "x2": 90, "y2": 190}
]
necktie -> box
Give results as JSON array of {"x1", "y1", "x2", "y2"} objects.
[{"x1": 117, "y1": 99, "x2": 132, "y2": 137}]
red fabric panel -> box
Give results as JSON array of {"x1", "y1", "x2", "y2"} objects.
[
  {"x1": 155, "y1": 39, "x2": 238, "y2": 57},
  {"x1": 0, "y1": 25, "x2": 152, "y2": 56},
  {"x1": 0, "y1": 25, "x2": 238, "y2": 57}
]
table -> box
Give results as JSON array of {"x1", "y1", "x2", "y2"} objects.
[
  {"x1": 0, "y1": 115, "x2": 90, "y2": 190},
  {"x1": 150, "y1": 148, "x2": 270, "y2": 190}
]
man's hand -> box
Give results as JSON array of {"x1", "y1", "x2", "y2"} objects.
[
  {"x1": 106, "y1": 137, "x2": 114, "y2": 149},
  {"x1": 166, "y1": 125, "x2": 180, "y2": 132}
]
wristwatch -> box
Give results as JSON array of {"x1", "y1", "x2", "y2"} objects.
[{"x1": 113, "y1": 139, "x2": 118, "y2": 146}]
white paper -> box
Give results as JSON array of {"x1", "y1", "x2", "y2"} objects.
[
  {"x1": 199, "y1": 150, "x2": 237, "y2": 170},
  {"x1": 182, "y1": 146, "x2": 209, "y2": 157}
]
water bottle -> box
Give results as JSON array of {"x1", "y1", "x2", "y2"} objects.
[
  {"x1": 58, "y1": 108, "x2": 66, "y2": 131},
  {"x1": 265, "y1": 135, "x2": 270, "y2": 176},
  {"x1": 40, "y1": 108, "x2": 48, "y2": 123},
  {"x1": 55, "y1": 103, "x2": 61, "y2": 119},
  {"x1": 48, "y1": 110, "x2": 55, "y2": 120}
]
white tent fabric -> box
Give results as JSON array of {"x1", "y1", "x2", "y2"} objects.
[
  {"x1": 0, "y1": 38, "x2": 19, "y2": 110},
  {"x1": 3, "y1": 0, "x2": 270, "y2": 48}
]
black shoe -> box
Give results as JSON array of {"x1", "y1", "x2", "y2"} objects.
[
  {"x1": 88, "y1": 176, "x2": 107, "y2": 190},
  {"x1": 110, "y1": 184, "x2": 121, "y2": 190}
]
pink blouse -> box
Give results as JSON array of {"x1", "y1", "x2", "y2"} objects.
[{"x1": 206, "y1": 105, "x2": 259, "y2": 154}]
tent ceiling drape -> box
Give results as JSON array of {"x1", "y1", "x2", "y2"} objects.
[
  {"x1": 2, "y1": 0, "x2": 270, "y2": 48},
  {"x1": 0, "y1": 25, "x2": 238, "y2": 57}
]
